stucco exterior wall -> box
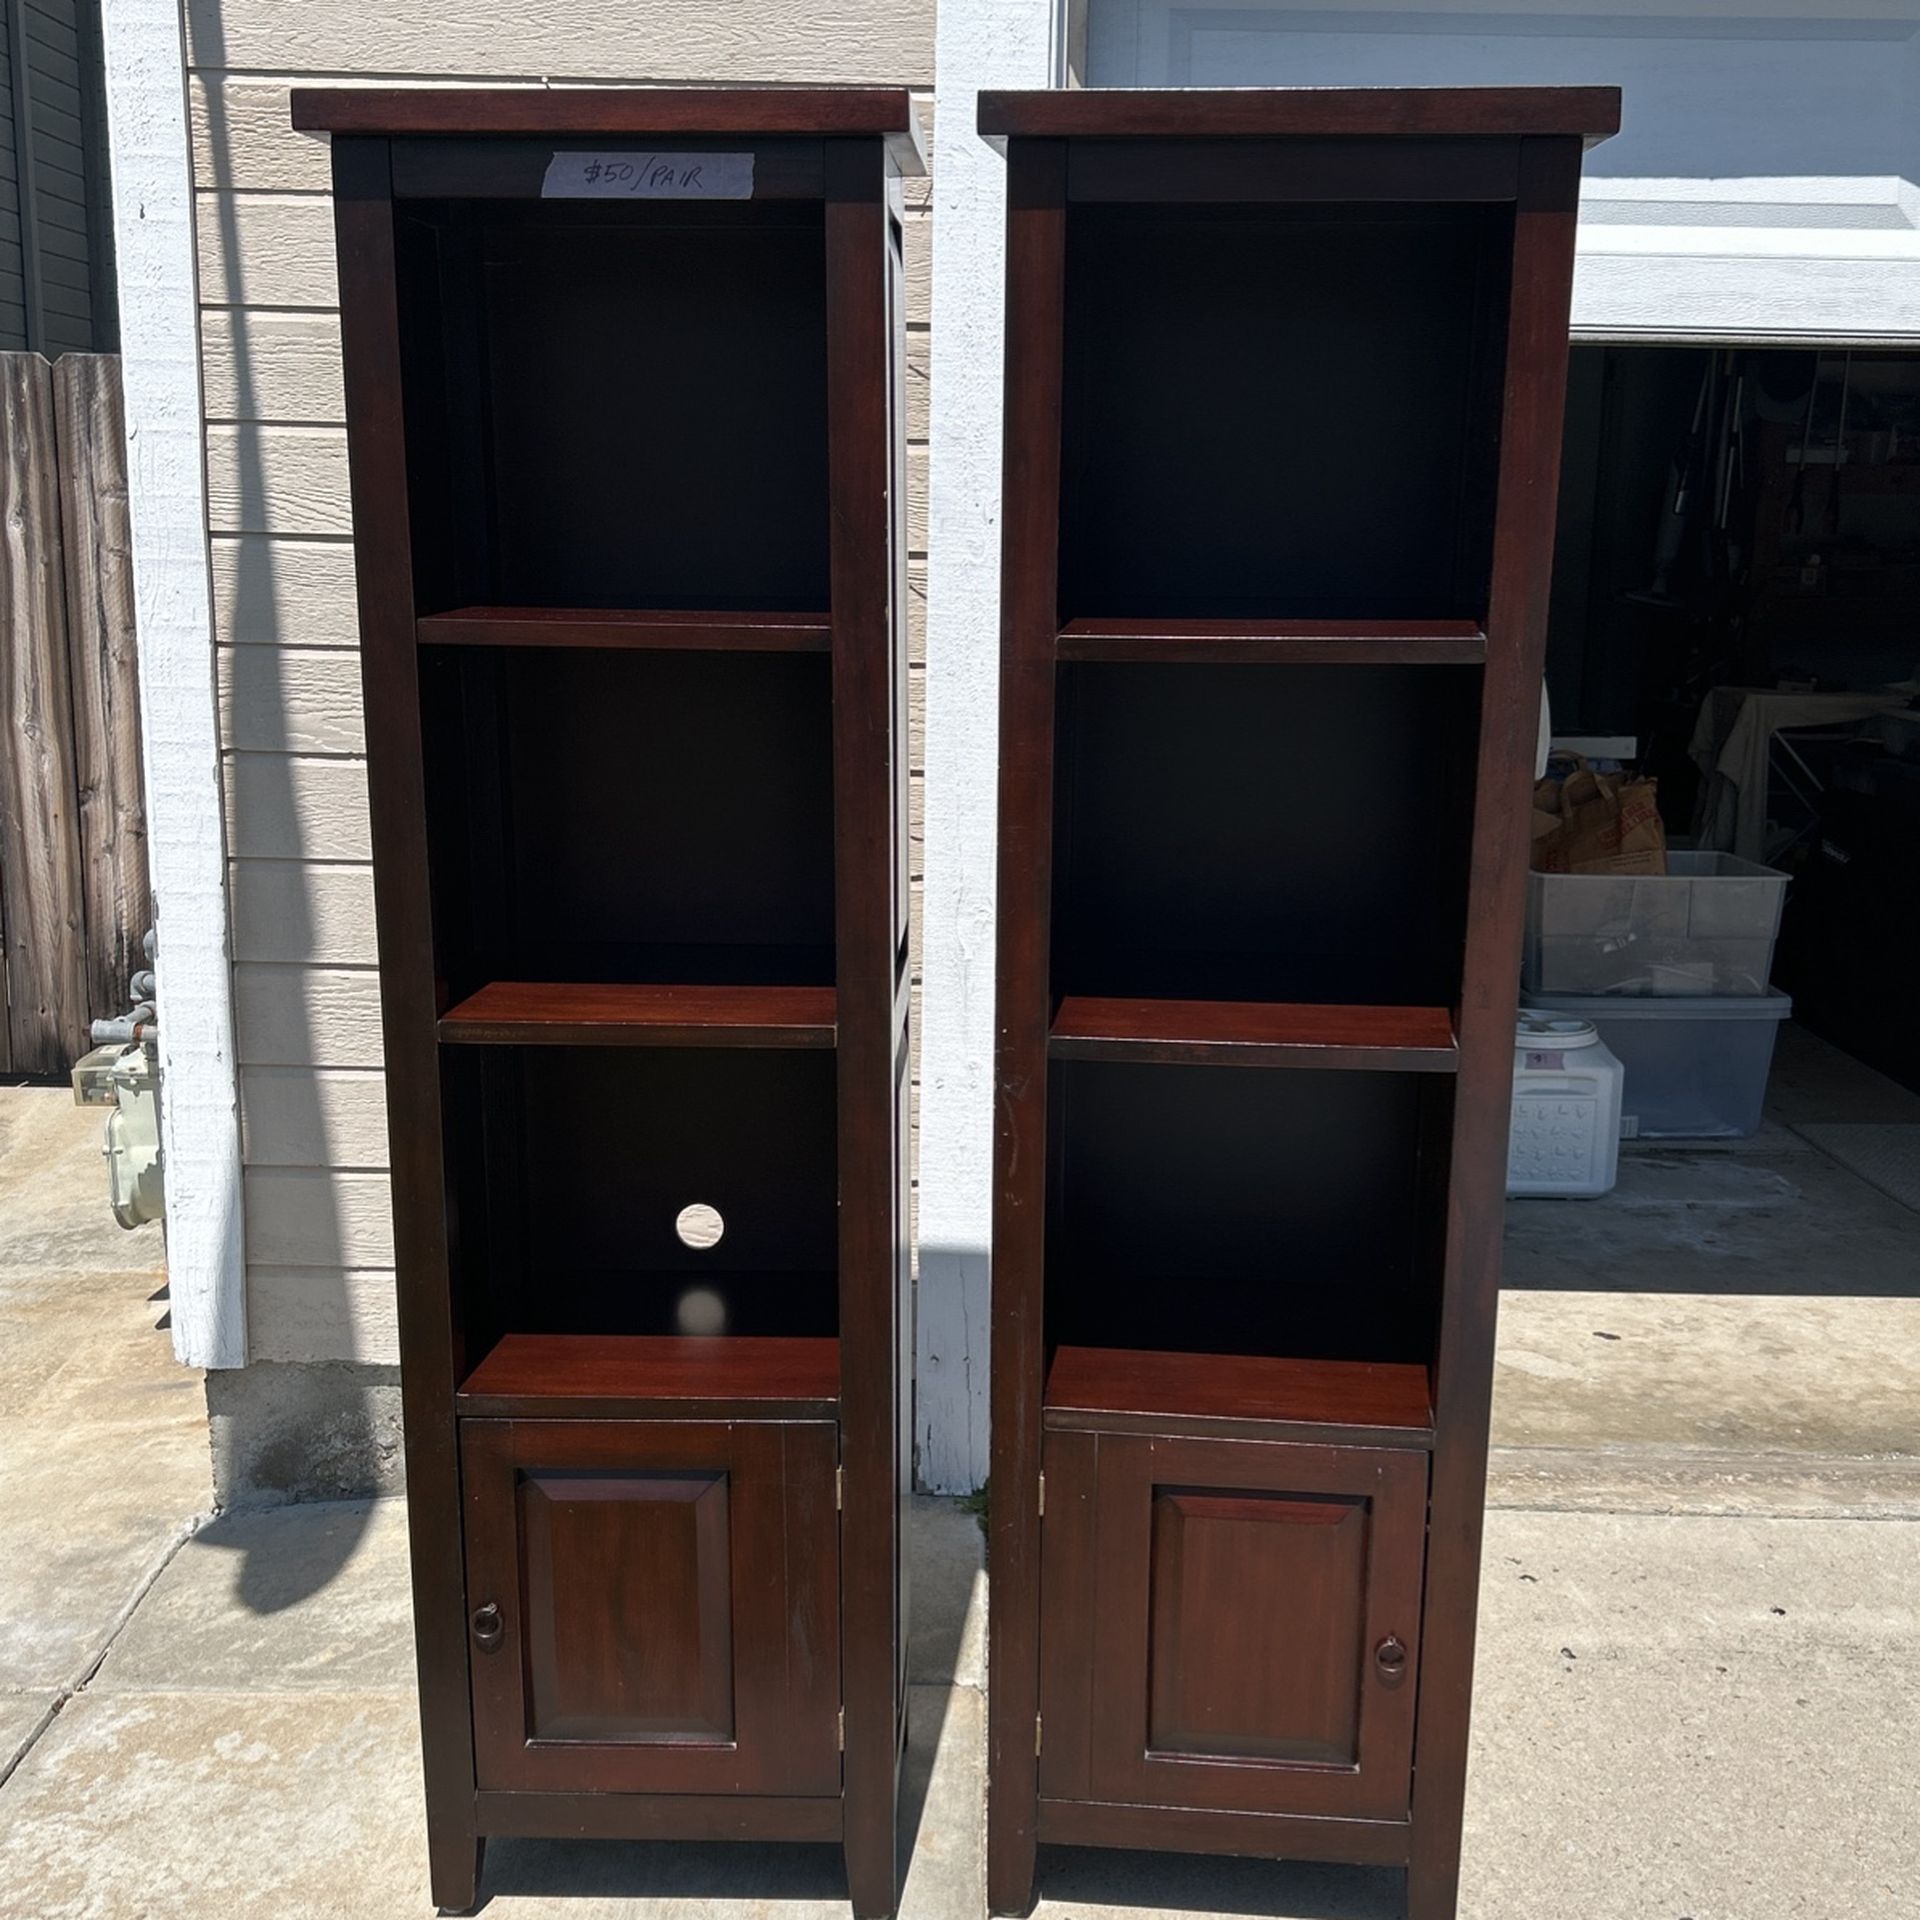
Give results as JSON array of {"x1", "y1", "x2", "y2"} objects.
[{"x1": 189, "y1": 2, "x2": 932, "y2": 1497}]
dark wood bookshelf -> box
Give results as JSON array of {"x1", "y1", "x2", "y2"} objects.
[
  {"x1": 417, "y1": 606, "x2": 833, "y2": 652},
  {"x1": 1048, "y1": 996, "x2": 1457, "y2": 1070},
  {"x1": 984, "y1": 85, "x2": 1616, "y2": 1920},
  {"x1": 440, "y1": 981, "x2": 838, "y2": 1049},
  {"x1": 314, "y1": 87, "x2": 917, "y2": 1917}
]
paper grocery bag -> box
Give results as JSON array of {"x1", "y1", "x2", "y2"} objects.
[{"x1": 1532, "y1": 766, "x2": 1668, "y2": 876}]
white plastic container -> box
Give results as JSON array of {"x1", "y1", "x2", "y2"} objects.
[{"x1": 1507, "y1": 1012, "x2": 1625, "y2": 1198}]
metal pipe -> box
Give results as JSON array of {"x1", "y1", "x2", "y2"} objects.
[{"x1": 91, "y1": 1006, "x2": 157, "y2": 1045}]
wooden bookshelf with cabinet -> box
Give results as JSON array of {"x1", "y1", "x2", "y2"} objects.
[
  {"x1": 293, "y1": 87, "x2": 921, "y2": 1917},
  {"x1": 979, "y1": 86, "x2": 1619, "y2": 1920}
]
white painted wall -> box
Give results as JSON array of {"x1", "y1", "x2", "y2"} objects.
[
  {"x1": 99, "y1": 0, "x2": 246, "y2": 1370},
  {"x1": 915, "y1": 0, "x2": 1066, "y2": 1492}
]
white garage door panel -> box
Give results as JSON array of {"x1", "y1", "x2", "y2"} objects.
[{"x1": 1084, "y1": 3, "x2": 1920, "y2": 340}]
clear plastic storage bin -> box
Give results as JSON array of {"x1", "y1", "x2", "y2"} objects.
[
  {"x1": 1523, "y1": 852, "x2": 1789, "y2": 996},
  {"x1": 1525, "y1": 989, "x2": 1792, "y2": 1140}
]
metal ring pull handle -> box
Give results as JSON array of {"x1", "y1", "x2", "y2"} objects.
[
  {"x1": 1374, "y1": 1635, "x2": 1408, "y2": 1687},
  {"x1": 471, "y1": 1602, "x2": 504, "y2": 1653}
]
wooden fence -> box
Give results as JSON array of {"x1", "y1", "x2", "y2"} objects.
[{"x1": 0, "y1": 350, "x2": 147, "y2": 1076}]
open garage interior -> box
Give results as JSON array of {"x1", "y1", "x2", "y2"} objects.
[{"x1": 1513, "y1": 340, "x2": 1920, "y2": 1323}]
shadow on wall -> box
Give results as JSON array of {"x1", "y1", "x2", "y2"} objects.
[
  {"x1": 196, "y1": 18, "x2": 376, "y2": 1595},
  {"x1": 914, "y1": 1240, "x2": 990, "y2": 1496}
]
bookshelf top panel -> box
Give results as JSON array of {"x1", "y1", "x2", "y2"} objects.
[
  {"x1": 293, "y1": 87, "x2": 926, "y2": 170},
  {"x1": 978, "y1": 86, "x2": 1620, "y2": 146}
]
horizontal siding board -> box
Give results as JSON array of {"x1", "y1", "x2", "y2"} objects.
[
  {"x1": 230, "y1": 860, "x2": 376, "y2": 964},
  {"x1": 22, "y1": 9, "x2": 79, "y2": 59},
  {"x1": 35, "y1": 218, "x2": 87, "y2": 262},
  {"x1": 40, "y1": 309, "x2": 91, "y2": 355},
  {"x1": 247, "y1": 1266, "x2": 399, "y2": 1364},
  {"x1": 196, "y1": 193, "x2": 337, "y2": 308},
  {"x1": 224, "y1": 752, "x2": 371, "y2": 861},
  {"x1": 23, "y1": 71, "x2": 79, "y2": 121},
  {"x1": 183, "y1": 0, "x2": 934, "y2": 85},
  {"x1": 37, "y1": 250, "x2": 87, "y2": 292},
  {"x1": 247, "y1": 1265, "x2": 400, "y2": 1364},
  {"x1": 201, "y1": 309, "x2": 344, "y2": 421},
  {"x1": 40, "y1": 283, "x2": 89, "y2": 319},
  {"x1": 906, "y1": 328, "x2": 928, "y2": 443},
  {"x1": 219, "y1": 645, "x2": 365, "y2": 753},
  {"x1": 205, "y1": 423, "x2": 351, "y2": 535},
  {"x1": 903, "y1": 210, "x2": 928, "y2": 326},
  {"x1": 23, "y1": 13, "x2": 79, "y2": 59},
  {"x1": 244, "y1": 1165, "x2": 394, "y2": 1267},
  {"x1": 212, "y1": 536, "x2": 360, "y2": 648},
  {"x1": 241, "y1": 1063, "x2": 389, "y2": 1167},
  {"x1": 192, "y1": 79, "x2": 332, "y2": 192},
  {"x1": 193, "y1": 76, "x2": 534, "y2": 192},
  {"x1": 232, "y1": 963, "x2": 384, "y2": 1068},
  {"x1": 26, "y1": 103, "x2": 84, "y2": 154}
]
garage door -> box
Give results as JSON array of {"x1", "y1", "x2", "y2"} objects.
[{"x1": 1082, "y1": 1, "x2": 1920, "y2": 344}]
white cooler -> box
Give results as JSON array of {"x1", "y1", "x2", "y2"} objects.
[{"x1": 1508, "y1": 1012, "x2": 1625, "y2": 1198}]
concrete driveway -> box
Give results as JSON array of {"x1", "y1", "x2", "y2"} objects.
[{"x1": 2, "y1": 1075, "x2": 1917, "y2": 1919}]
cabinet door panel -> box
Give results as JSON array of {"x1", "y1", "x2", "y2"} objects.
[
  {"x1": 519, "y1": 1466, "x2": 735, "y2": 1744},
  {"x1": 462, "y1": 1417, "x2": 839, "y2": 1796},
  {"x1": 1149, "y1": 1486, "x2": 1368, "y2": 1765},
  {"x1": 1043, "y1": 1430, "x2": 1425, "y2": 1821}
]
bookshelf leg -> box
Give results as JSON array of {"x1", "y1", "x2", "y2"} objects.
[
  {"x1": 429, "y1": 1829, "x2": 483, "y2": 1915},
  {"x1": 843, "y1": 1805, "x2": 897, "y2": 1919},
  {"x1": 1406, "y1": 1835, "x2": 1462, "y2": 1920},
  {"x1": 987, "y1": 1817, "x2": 1037, "y2": 1918}
]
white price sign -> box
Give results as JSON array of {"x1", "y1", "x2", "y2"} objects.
[{"x1": 540, "y1": 150, "x2": 755, "y2": 200}]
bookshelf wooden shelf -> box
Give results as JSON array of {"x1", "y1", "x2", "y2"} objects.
[
  {"x1": 416, "y1": 607, "x2": 833, "y2": 652},
  {"x1": 1044, "y1": 1345, "x2": 1433, "y2": 1447},
  {"x1": 1055, "y1": 617, "x2": 1488, "y2": 665},
  {"x1": 459, "y1": 1333, "x2": 841, "y2": 1419},
  {"x1": 1047, "y1": 996, "x2": 1458, "y2": 1071},
  {"x1": 439, "y1": 982, "x2": 837, "y2": 1049},
  {"x1": 313, "y1": 86, "x2": 914, "y2": 1917},
  {"x1": 984, "y1": 85, "x2": 1616, "y2": 1920}
]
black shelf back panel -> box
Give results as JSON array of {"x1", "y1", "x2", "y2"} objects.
[
  {"x1": 397, "y1": 199, "x2": 831, "y2": 612},
  {"x1": 421, "y1": 646, "x2": 836, "y2": 992},
  {"x1": 1050, "y1": 662, "x2": 1480, "y2": 1005},
  {"x1": 1058, "y1": 201, "x2": 1510, "y2": 622},
  {"x1": 1044, "y1": 1058, "x2": 1446, "y2": 1366},
  {"x1": 445, "y1": 1044, "x2": 841, "y2": 1348}
]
